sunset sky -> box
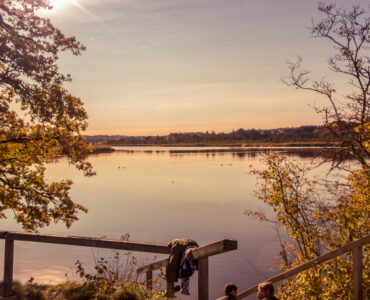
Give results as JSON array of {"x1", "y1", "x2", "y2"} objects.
[{"x1": 44, "y1": 0, "x2": 367, "y2": 135}]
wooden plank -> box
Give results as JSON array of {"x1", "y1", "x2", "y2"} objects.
[
  {"x1": 146, "y1": 271, "x2": 153, "y2": 289},
  {"x1": 137, "y1": 239, "x2": 237, "y2": 273},
  {"x1": 3, "y1": 238, "x2": 14, "y2": 297},
  {"x1": 192, "y1": 239, "x2": 237, "y2": 260},
  {"x1": 198, "y1": 257, "x2": 209, "y2": 300},
  {"x1": 0, "y1": 231, "x2": 169, "y2": 254},
  {"x1": 353, "y1": 246, "x2": 363, "y2": 300},
  {"x1": 238, "y1": 234, "x2": 370, "y2": 299},
  {"x1": 137, "y1": 258, "x2": 169, "y2": 273}
]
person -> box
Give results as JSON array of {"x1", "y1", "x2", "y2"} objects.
[
  {"x1": 257, "y1": 282, "x2": 279, "y2": 300},
  {"x1": 216, "y1": 282, "x2": 238, "y2": 300}
]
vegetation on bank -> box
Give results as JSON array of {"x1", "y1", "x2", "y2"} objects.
[
  {"x1": 92, "y1": 142, "x2": 335, "y2": 147},
  {"x1": 90, "y1": 145, "x2": 115, "y2": 154},
  {"x1": 1, "y1": 249, "x2": 166, "y2": 300},
  {"x1": 0, "y1": 280, "x2": 166, "y2": 300},
  {"x1": 85, "y1": 125, "x2": 335, "y2": 146}
]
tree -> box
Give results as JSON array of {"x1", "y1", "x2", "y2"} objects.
[
  {"x1": 282, "y1": 2, "x2": 369, "y2": 170},
  {"x1": 247, "y1": 2, "x2": 369, "y2": 299},
  {"x1": 248, "y1": 154, "x2": 369, "y2": 299},
  {"x1": 0, "y1": 0, "x2": 94, "y2": 231}
]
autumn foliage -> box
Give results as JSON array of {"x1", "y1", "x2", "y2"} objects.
[
  {"x1": 248, "y1": 155, "x2": 369, "y2": 299},
  {"x1": 248, "y1": 2, "x2": 370, "y2": 299},
  {"x1": 0, "y1": 0, "x2": 94, "y2": 230}
]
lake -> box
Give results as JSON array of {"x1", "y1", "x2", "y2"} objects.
[{"x1": 0, "y1": 147, "x2": 320, "y2": 299}]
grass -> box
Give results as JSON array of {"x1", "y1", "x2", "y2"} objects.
[
  {"x1": 0, "y1": 280, "x2": 49, "y2": 300},
  {"x1": 0, "y1": 280, "x2": 166, "y2": 300}
]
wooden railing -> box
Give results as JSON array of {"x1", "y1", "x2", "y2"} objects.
[
  {"x1": 137, "y1": 239, "x2": 238, "y2": 300},
  {"x1": 6, "y1": 231, "x2": 365, "y2": 299},
  {"x1": 0, "y1": 231, "x2": 170, "y2": 298},
  {"x1": 237, "y1": 234, "x2": 370, "y2": 300},
  {"x1": 0, "y1": 231, "x2": 237, "y2": 300}
]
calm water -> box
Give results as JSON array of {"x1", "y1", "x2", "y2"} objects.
[{"x1": 0, "y1": 147, "x2": 319, "y2": 299}]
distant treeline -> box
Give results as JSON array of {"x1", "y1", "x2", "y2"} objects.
[{"x1": 85, "y1": 126, "x2": 334, "y2": 145}]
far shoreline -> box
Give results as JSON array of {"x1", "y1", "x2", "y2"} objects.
[
  {"x1": 89, "y1": 142, "x2": 337, "y2": 155},
  {"x1": 108, "y1": 141, "x2": 335, "y2": 147}
]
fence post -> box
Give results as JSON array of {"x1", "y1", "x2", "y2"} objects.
[
  {"x1": 146, "y1": 271, "x2": 152, "y2": 289},
  {"x1": 165, "y1": 267, "x2": 175, "y2": 298},
  {"x1": 198, "y1": 257, "x2": 209, "y2": 300},
  {"x1": 3, "y1": 237, "x2": 14, "y2": 297},
  {"x1": 353, "y1": 246, "x2": 362, "y2": 300}
]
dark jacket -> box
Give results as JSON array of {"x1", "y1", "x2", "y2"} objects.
[
  {"x1": 262, "y1": 297, "x2": 279, "y2": 300},
  {"x1": 166, "y1": 238, "x2": 198, "y2": 283}
]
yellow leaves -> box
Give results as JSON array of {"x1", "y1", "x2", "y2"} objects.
[
  {"x1": 250, "y1": 152, "x2": 370, "y2": 299},
  {"x1": 341, "y1": 47, "x2": 353, "y2": 57},
  {"x1": 0, "y1": 0, "x2": 93, "y2": 230},
  {"x1": 353, "y1": 122, "x2": 370, "y2": 152}
]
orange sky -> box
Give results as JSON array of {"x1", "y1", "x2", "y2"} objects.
[{"x1": 44, "y1": 0, "x2": 365, "y2": 135}]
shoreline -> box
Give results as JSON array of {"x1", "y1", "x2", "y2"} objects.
[
  {"x1": 89, "y1": 142, "x2": 337, "y2": 155},
  {"x1": 108, "y1": 141, "x2": 335, "y2": 147}
]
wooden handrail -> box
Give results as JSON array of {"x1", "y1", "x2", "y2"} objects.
[
  {"x1": 137, "y1": 239, "x2": 237, "y2": 273},
  {"x1": 0, "y1": 231, "x2": 170, "y2": 253},
  {"x1": 238, "y1": 234, "x2": 370, "y2": 300}
]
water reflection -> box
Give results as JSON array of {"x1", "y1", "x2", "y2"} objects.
[
  {"x1": 115, "y1": 147, "x2": 324, "y2": 160},
  {"x1": 0, "y1": 148, "x2": 321, "y2": 300}
]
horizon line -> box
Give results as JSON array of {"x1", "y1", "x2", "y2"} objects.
[{"x1": 84, "y1": 124, "x2": 322, "y2": 136}]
